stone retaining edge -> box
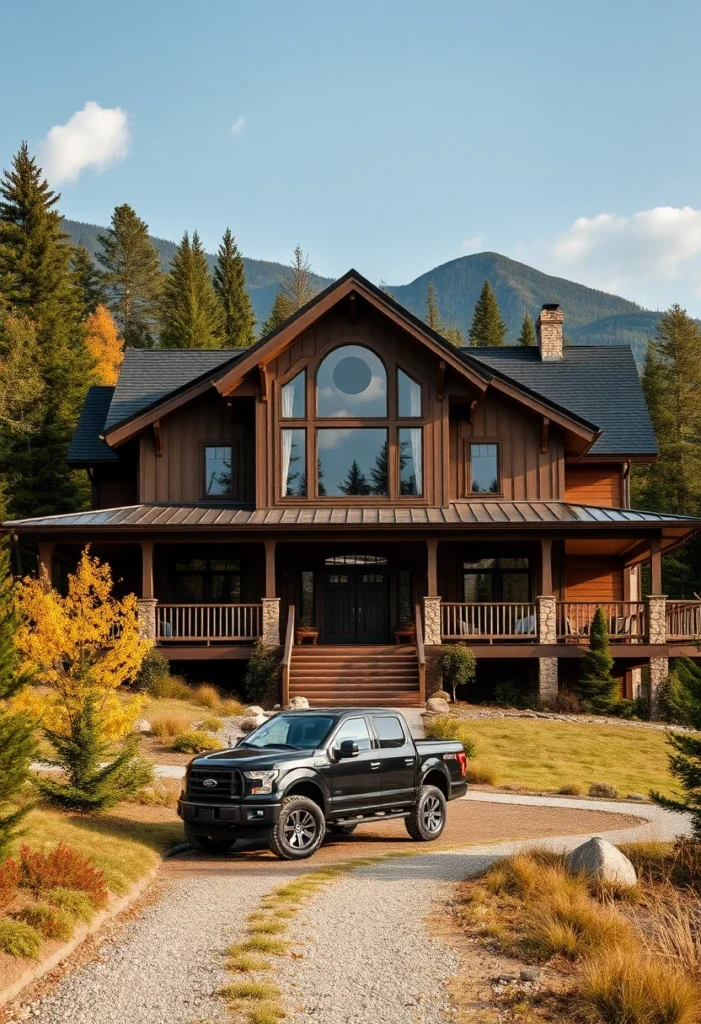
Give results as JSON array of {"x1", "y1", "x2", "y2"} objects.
[{"x1": 0, "y1": 842, "x2": 191, "y2": 1008}]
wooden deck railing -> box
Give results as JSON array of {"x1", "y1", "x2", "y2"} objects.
[
  {"x1": 281, "y1": 605, "x2": 295, "y2": 706},
  {"x1": 556, "y1": 602, "x2": 646, "y2": 642},
  {"x1": 440, "y1": 602, "x2": 537, "y2": 642},
  {"x1": 155, "y1": 603, "x2": 263, "y2": 644},
  {"x1": 666, "y1": 600, "x2": 701, "y2": 641},
  {"x1": 415, "y1": 603, "x2": 426, "y2": 702}
]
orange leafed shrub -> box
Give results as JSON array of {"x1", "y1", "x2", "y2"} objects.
[
  {"x1": 85, "y1": 304, "x2": 123, "y2": 386},
  {"x1": 19, "y1": 845, "x2": 108, "y2": 907},
  {"x1": 0, "y1": 858, "x2": 22, "y2": 911}
]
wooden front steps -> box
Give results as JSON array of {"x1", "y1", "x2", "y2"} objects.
[{"x1": 288, "y1": 645, "x2": 421, "y2": 707}]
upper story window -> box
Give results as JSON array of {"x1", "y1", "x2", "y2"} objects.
[
  {"x1": 281, "y1": 369, "x2": 305, "y2": 418},
  {"x1": 397, "y1": 369, "x2": 422, "y2": 417},
  {"x1": 469, "y1": 443, "x2": 499, "y2": 494},
  {"x1": 316, "y1": 345, "x2": 387, "y2": 417},
  {"x1": 205, "y1": 445, "x2": 233, "y2": 496}
]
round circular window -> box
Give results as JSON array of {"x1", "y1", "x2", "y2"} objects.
[{"x1": 333, "y1": 355, "x2": 372, "y2": 396}]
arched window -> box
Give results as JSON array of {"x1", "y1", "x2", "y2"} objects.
[{"x1": 316, "y1": 345, "x2": 387, "y2": 417}]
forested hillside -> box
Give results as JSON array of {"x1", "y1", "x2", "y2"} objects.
[{"x1": 63, "y1": 220, "x2": 666, "y2": 360}]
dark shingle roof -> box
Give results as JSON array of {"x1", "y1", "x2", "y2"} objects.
[
  {"x1": 68, "y1": 386, "x2": 119, "y2": 465},
  {"x1": 467, "y1": 346, "x2": 658, "y2": 456},
  {"x1": 104, "y1": 349, "x2": 244, "y2": 431}
]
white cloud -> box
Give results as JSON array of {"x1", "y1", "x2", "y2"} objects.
[
  {"x1": 461, "y1": 235, "x2": 483, "y2": 253},
  {"x1": 231, "y1": 116, "x2": 247, "y2": 136},
  {"x1": 535, "y1": 206, "x2": 701, "y2": 310},
  {"x1": 40, "y1": 102, "x2": 130, "y2": 185}
]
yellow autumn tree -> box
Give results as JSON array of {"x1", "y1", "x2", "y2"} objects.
[
  {"x1": 85, "y1": 304, "x2": 123, "y2": 386},
  {"x1": 13, "y1": 549, "x2": 151, "y2": 741}
]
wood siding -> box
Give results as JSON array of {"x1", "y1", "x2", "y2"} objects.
[
  {"x1": 93, "y1": 466, "x2": 138, "y2": 510},
  {"x1": 564, "y1": 465, "x2": 623, "y2": 507},
  {"x1": 564, "y1": 555, "x2": 623, "y2": 602}
]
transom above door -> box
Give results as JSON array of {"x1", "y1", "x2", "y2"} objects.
[{"x1": 322, "y1": 554, "x2": 390, "y2": 644}]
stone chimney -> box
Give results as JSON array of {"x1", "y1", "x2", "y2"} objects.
[{"x1": 536, "y1": 303, "x2": 564, "y2": 360}]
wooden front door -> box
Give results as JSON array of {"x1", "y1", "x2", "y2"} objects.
[{"x1": 323, "y1": 568, "x2": 390, "y2": 644}]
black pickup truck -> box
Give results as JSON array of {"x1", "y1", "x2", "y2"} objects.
[{"x1": 178, "y1": 708, "x2": 468, "y2": 860}]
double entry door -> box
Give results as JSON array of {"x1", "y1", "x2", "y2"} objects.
[{"x1": 323, "y1": 566, "x2": 390, "y2": 644}]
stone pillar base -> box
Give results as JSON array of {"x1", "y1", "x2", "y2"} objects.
[
  {"x1": 136, "y1": 598, "x2": 157, "y2": 643},
  {"x1": 649, "y1": 656, "x2": 669, "y2": 721},
  {"x1": 423, "y1": 596, "x2": 442, "y2": 646},
  {"x1": 646, "y1": 595, "x2": 667, "y2": 645},
  {"x1": 262, "y1": 597, "x2": 281, "y2": 646},
  {"x1": 536, "y1": 595, "x2": 557, "y2": 644},
  {"x1": 538, "y1": 657, "x2": 558, "y2": 701}
]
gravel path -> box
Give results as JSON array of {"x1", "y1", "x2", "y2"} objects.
[
  {"x1": 276, "y1": 797, "x2": 691, "y2": 1024},
  {"x1": 8, "y1": 865, "x2": 296, "y2": 1024}
]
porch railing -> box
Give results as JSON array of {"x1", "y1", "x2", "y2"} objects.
[
  {"x1": 155, "y1": 603, "x2": 263, "y2": 644},
  {"x1": 666, "y1": 600, "x2": 701, "y2": 641},
  {"x1": 556, "y1": 602, "x2": 646, "y2": 642},
  {"x1": 440, "y1": 602, "x2": 537, "y2": 642}
]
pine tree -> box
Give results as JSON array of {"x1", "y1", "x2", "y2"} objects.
[
  {"x1": 281, "y1": 245, "x2": 316, "y2": 311},
  {"x1": 443, "y1": 324, "x2": 466, "y2": 347},
  {"x1": 0, "y1": 143, "x2": 92, "y2": 517},
  {"x1": 0, "y1": 486, "x2": 37, "y2": 854},
  {"x1": 518, "y1": 313, "x2": 536, "y2": 347},
  {"x1": 213, "y1": 228, "x2": 256, "y2": 347},
  {"x1": 468, "y1": 280, "x2": 507, "y2": 347},
  {"x1": 71, "y1": 244, "x2": 107, "y2": 318},
  {"x1": 339, "y1": 460, "x2": 371, "y2": 495},
  {"x1": 97, "y1": 204, "x2": 162, "y2": 349},
  {"x1": 425, "y1": 283, "x2": 441, "y2": 331},
  {"x1": 261, "y1": 289, "x2": 295, "y2": 336},
  {"x1": 573, "y1": 607, "x2": 619, "y2": 712},
  {"x1": 651, "y1": 730, "x2": 701, "y2": 839},
  {"x1": 159, "y1": 231, "x2": 225, "y2": 349}
]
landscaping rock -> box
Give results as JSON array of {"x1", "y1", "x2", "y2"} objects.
[
  {"x1": 520, "y1": 966, "x2": 541, "y2": 982},
  {"x1": 242, "y1": 705, "x2": 264, "y2": 717},
  {"x1": 588, "y1": 782, "x2": 618, "y2": 799},
  {"x1": 240, "y1": 714, "x2": 266, "y2": 733},
  {"x1": 133, "y1": 718, "x2": 152, "y2": 733},
  {"x1": 430, "y1": 690, "x2": 451, "y2": 702},
  {"x1": 425, "y1": 697, "x2": 450, "y2": 715},
  {"x1": 285, "y1": 696, "x2": 310, "y2": 710},
  {"x1": 564, "y1": 836, "x2": 637, "y2": 888},
  {"x1": 627, "y1": 793, "x2": 647, "y2": 802}
]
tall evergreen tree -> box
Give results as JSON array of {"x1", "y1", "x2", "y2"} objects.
[
  {"x1": 213, "y1": 228, "x2": 256, "y2": 347},
  {"x1": 97, "y1": 204, "x2": 162, "y2": 348},
  {"x1": 468, "y1": 280, "x2": 507, "y2": 347},
  {"x1": 71, "y1": 244, "x2": 107, "y2": 318},
  {"x1": 339, "y1": 460, "x2": 371, "y2": 496},
  {"x1": 159, "y1": 231, "x2": 225, "y2": 349},
  {"x1": 518, "y1": 313, "x2": 536, "y2": 347},
  {"x1": 573, "y1": 606, "x2": 619, "y2": 712},
  {"x1": 261, "y1": 289, "x2": 295, "y2": 336},
  {"x1": 281, "y1": 245, "x2": 317, "y2": 310},
  {"x1": 0, "y1": 143, "x2": 92, "y2": 517},
  {"x1": 425, "y1": 283, "x2": 441, "y2": 331}
]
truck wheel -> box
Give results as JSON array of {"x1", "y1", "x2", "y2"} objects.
[
  {"x1": 405, "y1": 785, "x2": 446, "y2": 842},
  {"x1": 326, "y1": 823, "x2": 358, "y2": 836},
  {"x1": 269, "y1": 795, "x2": 326, "y2": 860},
  {"x1": 184, "y1": 825, "x2": 234, "y2": 854}
]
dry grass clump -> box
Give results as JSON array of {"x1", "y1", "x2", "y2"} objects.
[
  {"x1": 0, "y1": 919, "x2": 41, "y2": 959},
  {"x1": 580, "y1": 946, "x2": 701, "y2": 1024},
  {"x1": 150, "y1": 715, "x2": 191, "y2": 740},
  {"x1": 42, "y1": 887, "x2": 95, "y2": 923},
  {"x1": 171, "y1": 730, "x2": 222, "y2": 754},
  {"x1": 191, "y1": 684, "x2": 225, "y2": 711},
  {"x1": 620, "y1": 839, "x2": 701, "y2": 893},
  {"x1": 558, "y1": 783, "x2": 583, "y2": 796},
  {"x1": 15, "y1": 902, "x2": 74, "y2": 941},
  {"x1": 198, "y1": 716, "x2": 224, "y2": 733}
]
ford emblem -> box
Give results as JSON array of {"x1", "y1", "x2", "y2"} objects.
[{"x1": 203, "y1": 778, "x2": 218, "y2": 788}]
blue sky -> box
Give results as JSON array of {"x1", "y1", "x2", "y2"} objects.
[{"x1": 2, "y1": 0, "x2": 701, "y2": 312}]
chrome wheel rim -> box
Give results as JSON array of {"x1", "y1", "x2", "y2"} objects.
[
  {"x1": 283, "y1": 809, "x2": 318, "y2": 849},
  {"x1": 422, "y1": 795, "x2": 443, "y2": 833}
]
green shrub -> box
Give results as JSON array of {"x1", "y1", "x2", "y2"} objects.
[
  {"x1": 43, "y1": 887, "x2": 96, "y2": 922},
  {"x1": 244, "y1": 641, "x2": 280, "y2": 705},
  {"x1": 652, "y1": 731, "x2": 701, "y2": 840},
  {"x1": 573, "y1": 607, "x2": 619, "y2": 713},
  {"x1": 198, "y1": 716, "x2": 224, "y2": 734},
  {"x1": 146, "y1": 673, "x2": 193, "y2": 701},
  {"x1": 0, "y1": 918, "x2": 41, "y2": 958},
  {"x1": 434, "y1": 644, "x2": 476, "y2": 702},
  {"x1": 422, "y1": 715, "x2": 477, "y2": 757},
  {"x1": 493, "y1": 680, "x2": 535, "y2": 710},
  {"x1": 658, "y1": 661, "x2": 701, "y2": 727},
  {"x1": 134, "y1": 649, "x2": 172, "y2": 694},
  {"x1": 171, "y1": 730, "x2": 223, "y2": 754},
  {"x1": 16, "y1": 902, "x2": 74, "y2": 940}
]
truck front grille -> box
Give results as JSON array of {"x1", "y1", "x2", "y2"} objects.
[{"x1": 188, "y1": 767, "x2": 242, "y2": 802}]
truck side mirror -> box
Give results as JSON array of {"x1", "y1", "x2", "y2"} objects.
[{"x1": 337, "y1": 739, "x2": 359, "y2": 760}]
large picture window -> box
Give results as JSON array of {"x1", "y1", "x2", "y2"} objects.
[
  {"x1": 463, "y1": 557, "x2": 530, "y2": 602},
  {"x1": 317, "y1": 428, "x2": 388, "y2": 496},
  {"x1": 174, "y1": 557, "x2": 241, "y2": 603},
  {"x1": 316, "y1": 345, "x2": 387, "y2": 417}
]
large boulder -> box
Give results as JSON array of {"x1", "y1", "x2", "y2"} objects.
[
  {"x1": 240, "y1": 713, "x2": 266, "y2": 734},
  {"x1": 425, "y1": 697, "x2": 450, "y2": 715},
  {"x1": 133, "y1": 718, "x2": 152, "y2": 734},
  {"x1": 243, "y1": 705, "x2": 265, "y2": 717},
  {"x1": 431, "y1": 690, "x2": 451, "y2": 702},
  {"x1": 564, "y1": 837, "x2": 637, "y2": 888},
  {"x1": 285, "y1": 696, "x2": 310, "y2": 711}
]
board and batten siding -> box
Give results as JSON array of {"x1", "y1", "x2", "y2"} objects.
[{"x1": 564, "y1": 465, "x2": 623, "y2": 508}]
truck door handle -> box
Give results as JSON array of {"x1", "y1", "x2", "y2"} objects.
[
  {"x1": 404, "y1": 758, "x2": 415, "y2": 765},
  {"x1": 370, "y1": 761, "x2": 381, "y2": 769}
]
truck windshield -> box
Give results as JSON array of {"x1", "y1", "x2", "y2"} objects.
[{"x1": 240, "y1": 714, "x2": 336, "y2": 750}]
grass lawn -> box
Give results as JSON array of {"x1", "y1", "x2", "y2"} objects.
[
  {"x1": 461, "y1": 718, "x2": 678, "y2": 799},
  {"x1": 14, "y1": 803, "x2": 182, "y2": 895}
]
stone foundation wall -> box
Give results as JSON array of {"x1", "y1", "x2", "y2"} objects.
[{"x1": 538, "y1": 657, "x2": 558, "y2": 700}]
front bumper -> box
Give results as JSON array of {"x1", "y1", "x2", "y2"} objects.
[{"x1": 178, "y1": 799, "x2": 282, "y2": 830}]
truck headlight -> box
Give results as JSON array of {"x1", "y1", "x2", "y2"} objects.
[{"x1": 243, "y1": 769, "x2": 279, "y2": 795}]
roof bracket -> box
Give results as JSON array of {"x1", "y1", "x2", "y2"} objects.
[
  {"x1": 467, "y1": 398, "x2": 477, "y2": 425},
  {"x1": 258, "y1": 364, "x2": 268, "y2": 403},
  {"x1": 541, "y1": 416, "x2": 550, "y2": 454},
  {"x1": 153, "y1": 420, "x2": 162, "y2": 458},
  {"x1": 437, "y1": 360, "x2": 446, "y2": 402}
]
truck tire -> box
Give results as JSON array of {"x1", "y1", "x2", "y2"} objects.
[
  {"x1": 326, "y1": 823, "x2": 358, "y2": 836},
  {"x1": 184, "y1": 825, "x2": 234, "y2": 854},
  {"x1": 269, "y1": 795, "x2": 326, "y2": 860},
  {"x1": 405, "y1": 785, "x2": 446, "y2": 842}
]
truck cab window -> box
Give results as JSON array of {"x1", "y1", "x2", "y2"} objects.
[
  {"x1": 374, "y1": 716, "x2": 406, "y2": 748},
  {"x1": 332, "y1": 717, "x2": 372, "y2": 752}
]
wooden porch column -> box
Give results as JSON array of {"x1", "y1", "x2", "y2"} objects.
[
  {"x1": 650, "y1": 535, "x2": 662, "y2": 595},
  {"x1": 426, "y1": 539, "x2": 438, "y2": 597},
  {"x1": 540, "y1": 537, "x2": 553, "y2": 596},
  {"x1": 141, "y1": 541, "x2": 154, "y2": 599},
  {"x1": 264, "y1": 539, "x2": 276, "y2": 598},
  {"x1": 38, "y1": 542, "x2": 54, "y2": 589},
  {"x1": 262, "y1": 540, "x2": 280, "y2": 646},
  {"x1": 423, "y1": 539, "x2": 442, "y2": 646}
]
